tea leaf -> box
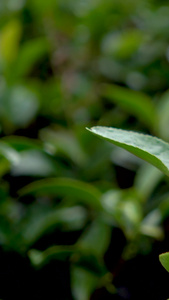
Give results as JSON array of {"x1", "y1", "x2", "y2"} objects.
[
  {"x1": 71, "y1": 266, "x2": 98, "y2": 300},
  {"x1": 87, "y1": 127, "x2": 169, "y2": 177},
  {"x1": 20, "y1": 178, "x2": 102, "y2": 210},
  {"x1": 159, "y1": 252, "x2": 169, "y2": 272},
  {"x1": 102, "y1": 84, "x2": 157, "y2": 129}
]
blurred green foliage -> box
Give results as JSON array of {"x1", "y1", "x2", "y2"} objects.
[{"x1": 1, "y1": 0, "x2": 169, "y2": 299}]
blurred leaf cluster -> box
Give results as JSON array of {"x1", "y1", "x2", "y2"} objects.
[{"x1": 1, "y1": 0, "x2": 169, "y2": 299}]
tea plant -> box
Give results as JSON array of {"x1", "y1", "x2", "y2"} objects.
[
  {"x1": 88, "y1": 126, "x2": 169, "y2": 294},
  {"x1": 2, "y1": 0, "x2": 169, "y2": 299}
]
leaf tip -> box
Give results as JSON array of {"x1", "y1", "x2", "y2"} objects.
[{"x1": 86, "y1": 126, "x2": 96, "y2": 133}]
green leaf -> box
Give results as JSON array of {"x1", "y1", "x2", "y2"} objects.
[
  {"x1": 102, "y1": 189, "x2": 142, "y2": 238},
  {"x1": 11, "y1": 150, "x2": 57, "y2": 177},
  {"x1": 0, "y1": 19, "x2": 22, "y2": 63},
  {"x1": 40, "y1": 128, "x2": 87, "y2": 166},
  {"x1": 2, "y1": 136, "x2": 42, "y2": 151},
  {"x1": 29, "y1": 245, "x2": 107, "y2": 276},
  {"x1": 157, "y1": 89, "x2": 169, "y2": 141},
  {"x1": 101, "y1": 84, "x2": 157, "y2": 129},
  {"x1": 102, "y1": 30, "x2": 143, "y2": 59},
  {"x1": 77, "y1": 218, "x2": 111, "y2": 257},
  {"x1": 14, "y1": 38, "x2": 49, "y2": 78},
  {"x1": 71, "y1": 266, "x2": 98, "y2": 300},
  {"x1": 140, "y1": 209, "x2": 163, "y2": 239},
  {"x1": 22, "y1": 206, "x2": 87, "y2": 246},
  {"x1": 0, "y1": 141, "x2": 19, "y2": 166},
  {"x1": 134, "y1": 164, "x2": 163, "y2": 200},
  {"x1": 159, "y1": 252, "x2": 169, "y2": 272},
  {"x1": 19, "y1": 178, "x2": 102, "y2": 210},
  {"x1": 87, "y1": 126, "x2": 169, "y2": 177},
  {"x1": 7, "y1": 86, "x2": 39, "y2": 127},
  {"x1": 28, "y1": 246, "x2": 76, "y2": 267}
]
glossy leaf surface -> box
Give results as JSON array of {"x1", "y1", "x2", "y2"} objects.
[{"x1": 87, "y1": 126, "x2": 169, "y2": 177}]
